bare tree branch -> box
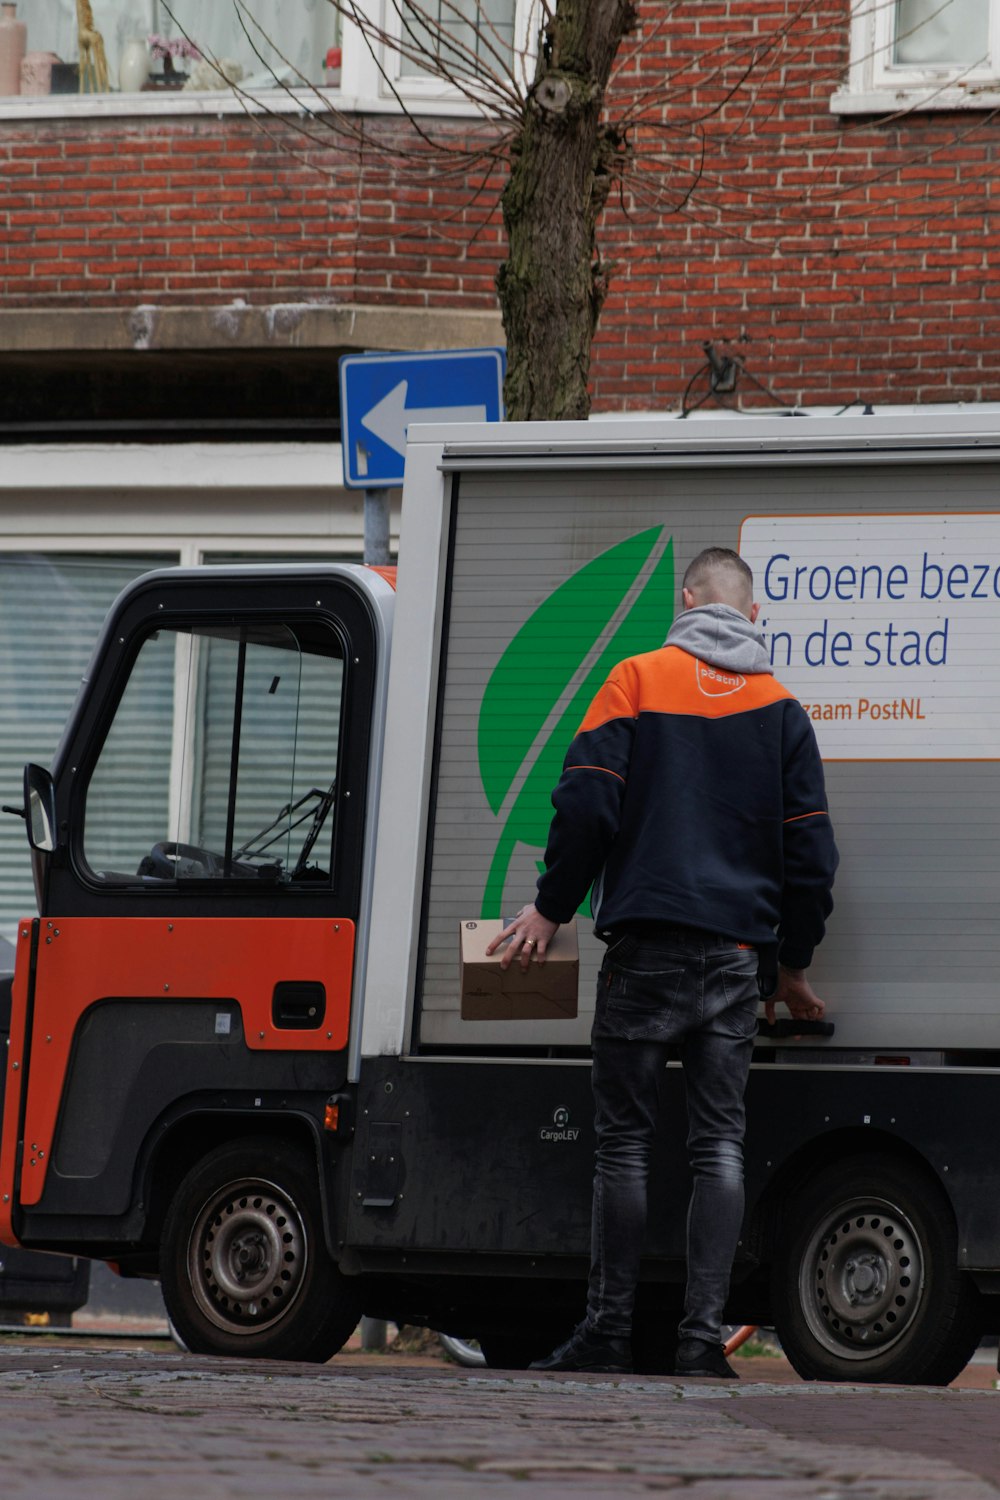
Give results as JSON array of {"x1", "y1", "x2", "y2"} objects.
[{"x1": 163, "y1": 0, "x2": 1000, "y2": 416}]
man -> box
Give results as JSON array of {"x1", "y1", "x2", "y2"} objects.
[{"x1": 486, "y1": 546, "x2": 837, "y2": 1379}]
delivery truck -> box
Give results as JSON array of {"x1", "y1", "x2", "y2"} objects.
[{"x1": 3, "y1": 409, "x2": 1000, "y2": 1384}]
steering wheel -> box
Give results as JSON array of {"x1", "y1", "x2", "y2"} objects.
[{"x1": 140, "y1": 841, "x2": 228, "y2": 880}]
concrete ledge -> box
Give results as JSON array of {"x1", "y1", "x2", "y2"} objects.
[
  {"x1": 0, "y1": 441, "x2": 344, "y2": 490},
  {"x1": 0, "y1": 303, "x2": 505, "y2": 355}
]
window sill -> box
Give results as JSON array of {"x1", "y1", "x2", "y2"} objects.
[
  {"x1": 831, "y1": 82, "x2": 1000, "y2": 115},
  {"x1": 0, "y1": 83, "x2": 494, "y2": 121}
]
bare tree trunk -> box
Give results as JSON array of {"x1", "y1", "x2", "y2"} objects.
[{"x1": 497, "y1": 0, "x2": 636, "y2": 421}]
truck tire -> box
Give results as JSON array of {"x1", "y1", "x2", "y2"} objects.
[
  {"x1": 160, "y1": 1136, "x2": 363, "y2": 1362},
  {"x1": 771, "y1": 1154, "x2": 982, "y2": 1385}
]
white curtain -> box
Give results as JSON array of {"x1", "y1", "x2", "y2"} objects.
[
  {"x1": 894, "y1": 0, "x2": 990, "y2": 66},
  {"x1": 21, "y1": 1, "x2": 335, "y2": 89},
  {"x1": 168, "y1": 0, "x2": 335, "y2": 87}
]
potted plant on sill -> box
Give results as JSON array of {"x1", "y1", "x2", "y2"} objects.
[{"x1": 145, "y1": 33, "x2": 199, "y2": 90}]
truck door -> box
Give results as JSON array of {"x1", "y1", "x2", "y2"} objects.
[{"x1": 1, "y1": 568, "x2": 383, "y2": 1243}]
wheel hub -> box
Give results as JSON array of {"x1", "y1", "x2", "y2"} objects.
[
  {"x1": 801, "y1": 1196, "x2": 924, "y2": 1360},
  {"x1": 233, "y1": 1233, "x2": 267, "y2": 1277},
  {"x1": 186, "y1": 1176, "x2": 308, "y2": 1335},
  {"x1": 844, "y1": 1254, "x2": 882, "y2": 1301}
]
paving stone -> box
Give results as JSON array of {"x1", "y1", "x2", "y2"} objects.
[{"x1": 0, "y1": 1348, "x2": 996, "y2": 1499}]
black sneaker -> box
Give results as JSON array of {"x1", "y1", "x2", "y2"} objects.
[
  {"x1": 529, "y1": 1323, "x2": 632, "y2": 1374},
  {"x1": 673, "y1": 1337, "x2": 739, "y2": 1380}
]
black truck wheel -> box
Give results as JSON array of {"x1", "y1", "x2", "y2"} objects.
[
  {"x1": 160, "y1": 1137, "x2": 362, "y2": 1362},
  {"x1": 771, "y1": 1154, "x2": 982, "y2": 1385}
]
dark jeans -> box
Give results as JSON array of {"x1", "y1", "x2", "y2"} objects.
[{"x1": 586, "y1": 925, "x2": 760, "y2": 1346}]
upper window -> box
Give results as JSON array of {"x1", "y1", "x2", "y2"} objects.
[
  {"x1": 834, "y1": 0, "x2": 1000, "y2": 113},
  {"x1": 0, "y1": 0, "x2": 532, "y2": 115},
  {"x1": 349, "y1": 0, "x2": 532, "y2": 108},
  {"x1": 6, "y1": 0, "x2": 335, "y2": 98},
  {"x1": 392, "y1": 0, "x2": 515, "y2": 85}
]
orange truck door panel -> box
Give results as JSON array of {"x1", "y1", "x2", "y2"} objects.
[{"x1": 0, "y1": 916, "x2": 354, "y2": 1220}]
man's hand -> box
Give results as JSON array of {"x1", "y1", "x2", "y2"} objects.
[
  {"x1": 766, "y1": 966, "x2": 825, "y2": 1026},
  {"x1": 485, "y1": 903, "x2": 560, "y2": 971}
]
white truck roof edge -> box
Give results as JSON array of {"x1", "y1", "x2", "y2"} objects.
[{"x1": 404, "y1": 409, "x2": 1000, "y2": 465}]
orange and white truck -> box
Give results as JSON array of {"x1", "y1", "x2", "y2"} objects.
[{"x1": 3, "y1": 409, "x2": 1000, "y2": 1383}]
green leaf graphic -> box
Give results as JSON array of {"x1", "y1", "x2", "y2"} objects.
[
  {"x1": 479, "y1": 529, "x2": 674, "y2": 918},
  {"x1": 478, "y1": 529, "x2": 660, "y2": 815}
]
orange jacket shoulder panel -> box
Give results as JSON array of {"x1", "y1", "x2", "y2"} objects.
[
  {"x1": 638, "y1": 646, "x2": 793, "y2": 718},
  {"x1": 577, "y1": 647, "x2": 794, "y2": 734}
]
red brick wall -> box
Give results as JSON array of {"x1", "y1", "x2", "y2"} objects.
[
  {"x1": 3, "y1": 0, "x2": 1000, "y2": 411},
  {"x1": 593, "y1": 0, "x2": 1000, "y2": 410},
  {"x1": 0, "y1": 114, "x2": 505, "y2": 308}
]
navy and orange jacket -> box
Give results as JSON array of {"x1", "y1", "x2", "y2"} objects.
[{"x1": 534, "y1": 604, "x2": 837, "y2": 985}]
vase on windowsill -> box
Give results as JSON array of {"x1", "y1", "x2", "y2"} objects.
[
  {"x1": 0, "y1": 2, "x2": 28, "y2": 97},
  {"x1": 119, "y1": 38, "x2": 150, "y2": 94}
]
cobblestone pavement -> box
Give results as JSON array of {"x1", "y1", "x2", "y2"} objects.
[{"x1": 0, "y1": 1345, "x2": 996, "y2": 1500}]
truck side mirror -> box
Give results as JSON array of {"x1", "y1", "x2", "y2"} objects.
[{"x1": 24, "y1": 763, "x2": 57, "y2": 853}]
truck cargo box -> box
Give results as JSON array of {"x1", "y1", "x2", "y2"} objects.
[{"x1": 367, "y1": 412, "x2": 1000, "y2": 1057}]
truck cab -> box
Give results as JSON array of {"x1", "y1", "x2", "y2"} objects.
[{"x1": 1, "y1": 565, "x2": 391, "y2": 1358}]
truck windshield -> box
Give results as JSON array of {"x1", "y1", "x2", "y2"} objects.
[{"x1": 83, "y1": 621, "x2": 344, "y2": 886}]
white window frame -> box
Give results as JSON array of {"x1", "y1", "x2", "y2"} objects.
[
  {"x1": 833, "y1": 0, "x2": 1000, "y2": 114},
  {"x1": 342, "y1": 0, "x2": 537, "y2": 113}
]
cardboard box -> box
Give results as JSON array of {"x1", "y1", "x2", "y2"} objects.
[{"x1": 459, "y1": 918, "x2": 579, "y2": 1021}]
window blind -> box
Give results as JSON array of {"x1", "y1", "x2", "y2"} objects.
[{"x1": 0, "y1": 553, "x2": 174, "y2": 947}]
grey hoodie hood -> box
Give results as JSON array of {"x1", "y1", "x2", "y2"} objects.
[{"x1": 664, "y1": 603, "x2": 773, "y2": 676}]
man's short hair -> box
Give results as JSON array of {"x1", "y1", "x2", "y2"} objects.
[{"x1": 683, "y1": 547, "x2": 754, "y2": 609}]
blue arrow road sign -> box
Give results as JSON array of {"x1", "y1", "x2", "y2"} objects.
[{"x1": 339, "y1": 347, "x2": 505, "y2": 489}]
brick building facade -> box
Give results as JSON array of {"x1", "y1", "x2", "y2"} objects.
[{"x1": 2, "y1": 0, "x2": 999, "y2": 423}]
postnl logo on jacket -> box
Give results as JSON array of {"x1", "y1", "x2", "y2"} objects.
[{"x1": 696, "y1": 659, "x2": 746, "y2": 697}]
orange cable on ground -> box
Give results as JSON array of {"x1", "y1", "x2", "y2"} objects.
[{"x1": 723, "y1": 1325, "x2": 759, "y2": 1357}]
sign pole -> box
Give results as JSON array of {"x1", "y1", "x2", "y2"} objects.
[
  {"x1": 360, "y1": 1315, "x2": 389, "y2": 1351},
  {"x1": 364, "y1": 488, "x2": 391, "y2": 566}
]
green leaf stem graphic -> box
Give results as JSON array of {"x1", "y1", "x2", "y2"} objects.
[{"x1": 479, "y1": 528, "x2": 674, "y2": 917}]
